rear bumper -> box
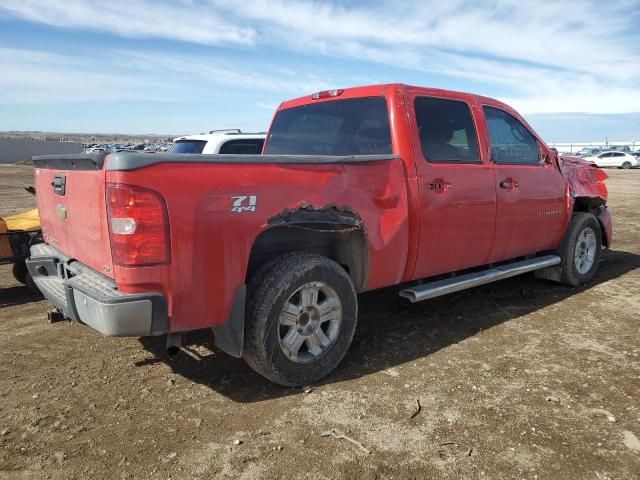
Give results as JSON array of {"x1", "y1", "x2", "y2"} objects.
[{"x1": 26, "y1": 244, "x2": 168, "y2": 337}]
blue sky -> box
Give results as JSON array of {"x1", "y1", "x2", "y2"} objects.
[{"x1": 0, "y1": 0, "x2": 639, "y2": 142}]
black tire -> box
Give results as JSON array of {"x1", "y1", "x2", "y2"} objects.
[
  {"x1": 621, "y1": 161, "x2": 632, "y2": 169},
  {"x1": 559, "y1": 212, "x2": 602, "y2": 287},
  {"x1": 25, "y1": 270, "x2": 39, "y2": 294},
  {"x1": 12, "y1": 261, "x2": 28, "y2": 285},
  {"x1": 13, "y1": 260, "x2": 39, "y2": 293},
  {"x1": 243, "y1": 253, "x2": 358, "y2": 387}
]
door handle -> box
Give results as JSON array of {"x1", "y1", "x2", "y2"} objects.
[
  {"x1": 51, "y1": 174, "x2": 66, "y2": 196},
  {"x1": 499, "y1": 179, "x2": 519, "y2": 189}
]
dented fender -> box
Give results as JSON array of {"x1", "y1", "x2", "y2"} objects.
[
  {"x1": 558, "y1": 155, "x2": 612, "y2": 246},
  {"x1": 559, "y1": 155, "x2": 608, "y2": 203}
]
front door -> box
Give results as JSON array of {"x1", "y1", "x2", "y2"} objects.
[
  {"x1": 409, "y1": 93, "x2": 497, "y2": 280},
  {"x1": 481, "y1": 106, "x2": 567, "y2": 262}
]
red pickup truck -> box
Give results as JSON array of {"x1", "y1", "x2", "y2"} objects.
[{"x1": 28, "y1": 84, "x2": 611, "y2": 386}]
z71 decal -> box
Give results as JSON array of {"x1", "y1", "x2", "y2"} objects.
[{"x1": 231, "y1": 195, "x2": 257, "y2": 213}]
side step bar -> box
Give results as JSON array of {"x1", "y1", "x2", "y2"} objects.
[{"x1": 399, "y1": 255, "x2": 561, "y2": 303}]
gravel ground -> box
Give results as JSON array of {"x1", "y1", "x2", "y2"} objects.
[{"x1": 0, "y1": 164, "x2": 638, "y2": 479}]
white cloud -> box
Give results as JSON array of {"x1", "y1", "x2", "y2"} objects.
[
  {"x1": 0, "y1": 47, "x2": 331, "y2": 104},
  {"x1": 1, "y1": 0, "x2": 639, "y2": 114},
  {"x1": 212, "y1": 0, "x2": 639, "y2": 72},
  {"x1": 256, "y1": 101, "x2": 279, "y2": 110},
  {"x1": 0, "y1": 0, "x2": 255, "y2": 46},
  {"x1": 210, "y1": 0, "x2": 640, "y2": 113},
  {"x1": 410, "y1": 52, "x2": 640, "y2": 114},
  {"x1": 115, "y1": 50, "x2": 332, "y2": 94},
  {"x1": 0, "y1": 47, "x2": 172, "y2": 103}
]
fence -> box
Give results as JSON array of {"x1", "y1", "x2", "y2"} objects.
[
  {"x1": 548, "y1": 141, "x2": 640, "y2": 154},
  {"x1": 0, "y1": 139, "x2": 83, "y2": 164}
]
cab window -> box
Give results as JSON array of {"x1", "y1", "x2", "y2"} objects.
[
  {"x1": 483, "y1": 107, "x2": 540, "y2": 165},
  {"x1": 169, "y1": 140, "x2": 206, "y2": 154},
  {"x1": 415, "y1": 97, "x2": 480, "y2": 163},
  {"x1": 219, "y1": 138, "x2": 265, "y2": 154},
  {"x1": 265, "y1": 97, "x2": 391, "y2": 155}
]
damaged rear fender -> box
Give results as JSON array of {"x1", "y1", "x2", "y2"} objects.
[{"x1": 246, "y1": 206, "x2": 369, "y2": 291}]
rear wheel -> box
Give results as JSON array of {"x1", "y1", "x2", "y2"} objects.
[
  {"x1": 12, "y1": 261, "x2": 28, "y2": 285},
  {"x1": 25, "y1": 271, "x2": 38, "y2": 294},
  {"x1": 621, "y1": 161, "x2": 632, "y2": 169},
  {"x1": 559, "y1": 213, "x2": 602, "y2": 287},
  {"x1": 243, "y1": 253, "x2": 357, "y2": 387},
  {"x1": 12, "y1": 260, "x2": 39, "y2": 294}
]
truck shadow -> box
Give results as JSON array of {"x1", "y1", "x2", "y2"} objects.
[
  {"x1": 137, "y1": 249, "x2": 639, "y2": 403},
  {"x1": 0, "y1": 285, "x2": 42, "y2": 309}
]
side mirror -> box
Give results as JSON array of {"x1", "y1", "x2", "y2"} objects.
[
  {"x1": 539, "y1": 144, "x2": 556, "y2": 165},
  {"x1": 539, "y1": 155, "x2": 551, "y2": 165}
]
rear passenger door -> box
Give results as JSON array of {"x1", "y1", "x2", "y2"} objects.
[
  {"x1": 482, "y1": 106, "x2": 567, "y2": 262},
  {"x1": 409, "y1": 93, "x2": 497, "y2": 279}
]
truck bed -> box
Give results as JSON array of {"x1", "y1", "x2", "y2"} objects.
[{"x1": 30, "y1": 151, "x2": 411, "y2": 336}]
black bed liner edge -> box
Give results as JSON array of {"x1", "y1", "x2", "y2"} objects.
[{"x1": 32, "y1": 152, "x2": 400, "y2": 171}]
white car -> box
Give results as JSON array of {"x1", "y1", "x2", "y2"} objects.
[
  {"x1": 584, "y1": 151, "x2": 640, "y2": 169},
  {"x1": 170, "y1": 129, "x2": 266, "y2": 155},
  {"x1": 87, "y1": 147, "x2": 110, "y2": 154}
]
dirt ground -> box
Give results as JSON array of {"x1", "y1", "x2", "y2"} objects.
[{"x1": 0, "y1": 164, "x2": 638, "y2": 480}]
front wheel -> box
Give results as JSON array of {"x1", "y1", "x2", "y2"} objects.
[
  {"x1": 243, "y1": 253, "x2": 358, "y2": 387},
  {"x1": 559, "y1": 213, "x2": 602, "y2": 287}
]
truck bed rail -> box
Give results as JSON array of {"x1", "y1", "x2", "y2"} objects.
[{"x1": 32, "y1": 152, "x2": 400, "y2": 171}]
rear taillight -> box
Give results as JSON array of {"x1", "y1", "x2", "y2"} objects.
[{"x1": 106, "y1": 183, "x2": 170, "y2": 267}]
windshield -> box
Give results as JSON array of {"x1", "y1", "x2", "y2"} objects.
[
  {"x1": 264, "y1": 97, "x2": 392, "y2": 155},
  {"x1": 170, "y1": 140, "x2": 207, "y2": 154}
]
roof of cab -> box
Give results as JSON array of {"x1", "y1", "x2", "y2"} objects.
[
  {"x1": 274, "y1": 82, "x2": 537, "y2": 144},
  {"x1": 277, "y1": 83, "x2": 514, "y2": 113}
]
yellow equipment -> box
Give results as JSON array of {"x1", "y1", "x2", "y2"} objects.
[
  {"x1": 3, "y1": 208, "x2": 40, "y2": 232},
  {"x1": 1, "y1": 209, "x2": 40, "y2": 259},
  {"x1": 0, "y1": 217, "x2": 11, "y2": 259},
  {"x1": 1, "y1": 208, "x2": 42, "y2": 292}
]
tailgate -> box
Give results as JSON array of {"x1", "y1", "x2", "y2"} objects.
[{"x1": 33, "y1": 154, "x2": 114, "y2": 278}]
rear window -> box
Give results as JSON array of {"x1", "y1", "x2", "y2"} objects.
[
  {"x1": 218, "y1": 138, "x2": 265, "y2": 154},
  {"x1": 169, "y1": 140, "x2": 207, "y2": 154},
  {"x1": 264, "y1": 97, "x2": 392, "y2": 155}
]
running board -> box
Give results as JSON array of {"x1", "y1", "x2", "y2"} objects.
[{"x1": 399, "y1": 255, "x2": 561, "y2": 303}]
